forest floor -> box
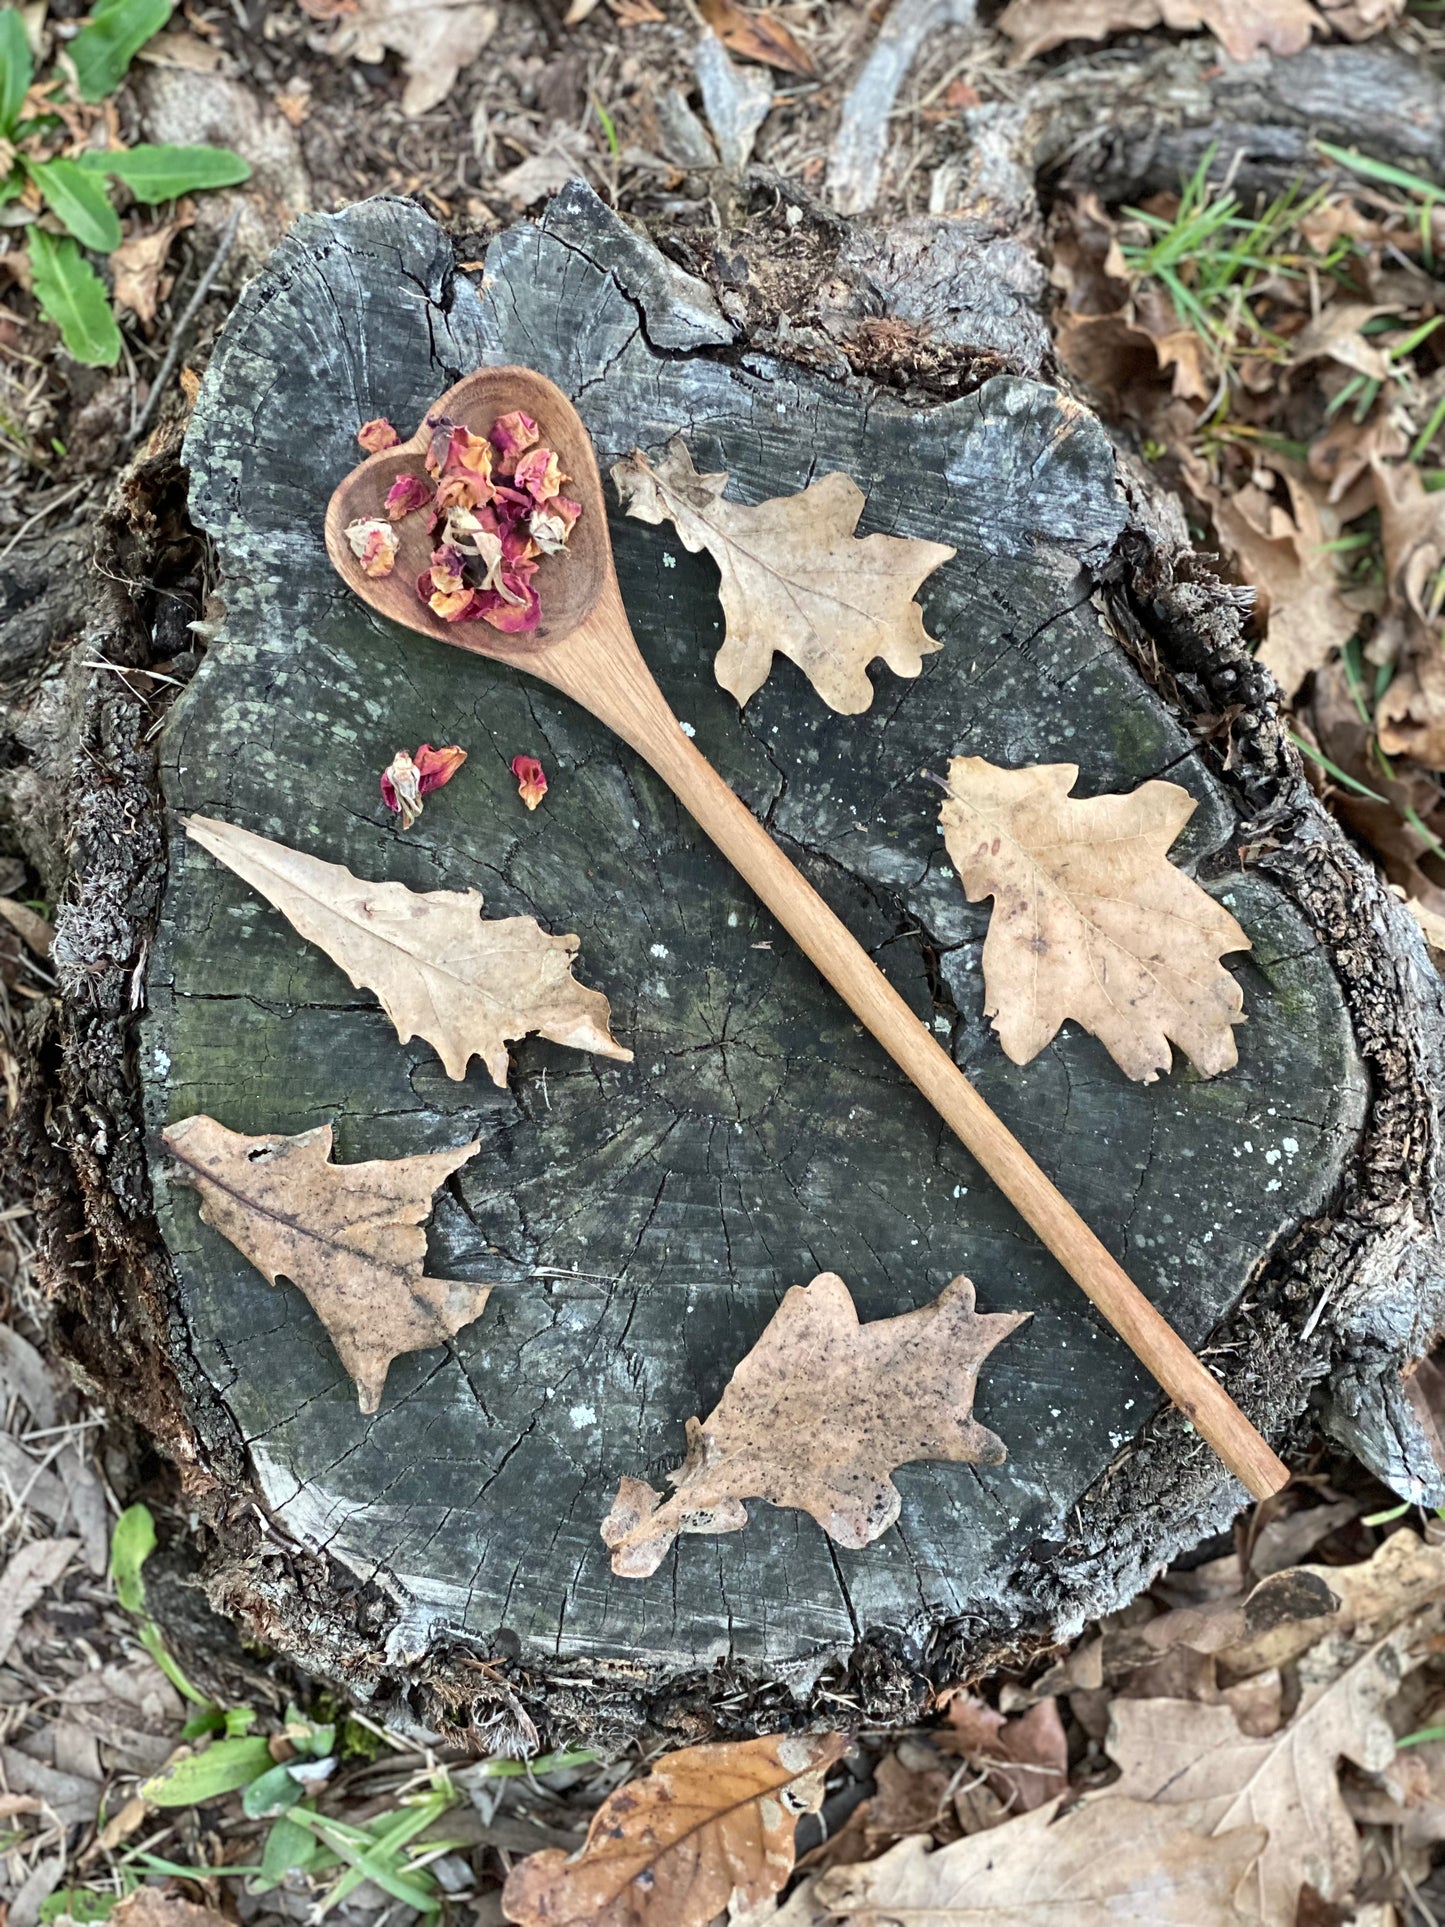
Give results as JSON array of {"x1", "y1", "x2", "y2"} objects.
[{"x1": 3, "y1": 1, "x2": 1445, "y2": 1924}]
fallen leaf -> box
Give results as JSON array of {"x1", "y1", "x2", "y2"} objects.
[
  {"x1": 511, "y1": 753, "x2": 547, "y2": 811},
  {"x1": 610, "y1": 0, "x2": 666, "y2": 19},
  {"x1": 0, "y1": 1538, "x2": 79, "y2": 1667},
  {"x1": 0, "y1": 898, "x2": 53, "y2": 957},
  {"x1": 1316, "y1": 0, "x2": 1404, "y2": 34},
  {"x1": 163, "y1": 1114, "x2": 487, "y2": 1413},
  {"x1": 322, "y1": 0, "x2": 498, "y2": 116},
  {"x1": 112, "y1": 1884, "x2": 229, "y2": 1927},
  {"x1": 1108, "y1": 1579, "x2": 1445, "y2": 1927},
  {"x1": 857, "y1": 1748, "x2": 956, "y2": 1846},
  {"x1": 1306, "y1": 663, "x2": 1445, "y2": 919},
  {"x1": 939, "y1": 757, "x2": 1250, "y2": 1082},
  {"x1": 613, "y1": 437, "x2": 954, "y2": 714},
  {"x1": 601, "y1": 1271, "x2": 1026, "y2": 1575},
  {"x1": 1199, "y1": 470, "x2": 1360, "y2": 697},
  {"x1": 1407, "y1": 895, "x2": 1445, "y2": 957},
  {"x1": 808, "y1": 1795, "x2": 1267, "y2": 1925},
  {"x1": 696, "y1": 0, "x2": 813, "y2": 75},
  {"x1": 379, "y1": 741, "x2": 467, "y2": 829},
  {"x1": 184, "y1": 815, "x2": 631, "y2": 1087},
  {"x1": 997, "y1": 0, "x2": 1163, "y2": 60},
  {"x1": 502, "y1": 1731, "x2": 847, "y2": 1927},
  {"x1": 1307, "y1": 412, "x2": 1408, "y2": 507},
  {"x1": 1370, "y1": 457, "x2": 1445, "y2": 769},
  {"x1": 998, "y1": 0, "x2": 1324, "y2": 60},
  {"x1": 935, "y1": 1694, "x2": 1069, "y2": 1813},
  {"x1": 1289, "y1": 301, "x2": 1395, "y2": 382},
  {"x1": 110, "y1": 220, "x2": 184, "y2": 326},
  {"x1": 562, "y1": 0, "x2": 603, "y2": 19}
]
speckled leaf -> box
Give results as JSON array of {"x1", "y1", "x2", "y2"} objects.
[
  {"x1": 163, "y1": 1114, "x2": 487, "y2": 1413},
  {"x1": 612, "y1": 436, "x2": 954, "y2": 713},
  {"x1": 602, "y1": 1271, "x2": 1026, "y2": 1576},
  {"x1": 502, "y1": 1731, "x2": 847, "y2": 1927},
  {"x1": 940, "y1": 757, "x2": 1250, "y2": 1082},
  {"x1": 184, "y1": 814, "x2": 632, "y2": 1086}
]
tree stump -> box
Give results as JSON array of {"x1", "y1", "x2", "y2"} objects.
[{"x1": 128, "y1": 184, "x2": 1443, "y2": 1726}]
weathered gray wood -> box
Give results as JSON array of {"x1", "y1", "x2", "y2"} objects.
[{"x1": 150, "y1": 184, "x2": 1373, "y2": 1682}]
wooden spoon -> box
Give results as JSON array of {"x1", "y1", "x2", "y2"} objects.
[{"x1": 325, "y1": 364, "x2": 1289, "y2": 1501}]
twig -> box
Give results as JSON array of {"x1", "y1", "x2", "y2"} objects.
[
  {"x1": 129, "y1": 208, "x2": 241, "y2": 446},
  {"x1": 825, "y1": 0, "x2": 977, "y2": 216}
]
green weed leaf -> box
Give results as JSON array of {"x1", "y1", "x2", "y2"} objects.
[
  {"x1": 257, "y1": 1813, "x2": 324, "y2": 1890},
  {"x1": 78, "y1": 142, "x2": 250, "y2": 201},
  {"x1": 0, "y1": 9, "x2": 33, "y2": 138},
  {"x1": 39, "y1": 1894, "x2": 117, "y2": 1926},
  {"x1": 140, "y1": 1734, "x2": 276, "y2": 1807},
  {"x1": 28, "y1": 229, "x2": 120, "y2": 365},
  {"x1": 29, "y1": 158, "x2": 121, "y2": 252},
  {"x1": 68, "y1": 0, "x2": 173, "y2": 102},
  {"x1": 109, "y1": 1503, "x2": 156, "y2": 1612},
  {"x1": 243, "y1": 1762, "x2": 307, "y2": 1819}
]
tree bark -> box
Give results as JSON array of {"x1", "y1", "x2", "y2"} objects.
[{"x1": 4, "y1": 180, "x2": 1443, "y2": 1748}]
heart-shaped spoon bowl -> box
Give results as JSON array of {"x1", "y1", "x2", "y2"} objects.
[{"x1": 324, "y1": 364, "x2": 617, "y2": 663}]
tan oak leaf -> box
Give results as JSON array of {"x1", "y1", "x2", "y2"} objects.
[
  {"x1": 611, "y1": 437, "x2": 954, "y2": 714},
  {"x1": 997, "y1": 0, "x2": 1325, "y2": 62},
  {"x1": 502, "y1": 1731, "x2": 847, "y2": 1927},
  {"x1": 601, "y1": 1271, "x2": 1025, "y2": 1577},
  {"x1": 802, "y1": 1794, "x2": 1267, "y2": 1926},
  {"x1": 185, "y1": 816, "x2": 631, "y2": 1087},
  {"x1": 164, "y1": 1114, "x2": 488, "y2": 1413},
  {"x1": 1107, "y1": 1591, "x2": 1445, "y2": 1927},
  {"x1": 939, "y1": 756, "x2": 1250, "y2": 1082}
]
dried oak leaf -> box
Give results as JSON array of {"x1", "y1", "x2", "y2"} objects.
[
  {"x1": 612, "y1": 437, "x2": 954, "y2": 714},
  {"x1": 185, "y1": 816, "x2": 631, "y2": 1087},
  {"x1": 111, "y1": 218, "x2": 188, "y2": 326},
  {"x1": 935, "y1": 1693, "x2": 1068, "y2": 1813},
  {"x1": 1108, "y1": 1562, "x2": 1445, "y2": 1927},
  {"x1": 998, "y1": 0, "x2": 1323, "y2": 61},
  {"x1": 806, "y1": 1794, "x2": 1267, "y2": 1926},
  {"x1": 602, "y1": 1271, "x2": 1025, "y2": 1576},
  {"x1": 502, "y1": 1731, "x2": 846, "y2": 1927},
  {"x1": 322, "y1": 0, "x2": 498, "y2": 116},
  {"x1": 939, "y1": 757, "x2": 1249, "y2": 1083},
  {"x1": 696, "y1": 0, "x2": 814, "y2": 74},
  {"x1": 1371, "y1": 456, "x2": 1445, "y2": 769},
  {"x1": 163, "y1": 1115, "x2": 486, "y2": 1413}
]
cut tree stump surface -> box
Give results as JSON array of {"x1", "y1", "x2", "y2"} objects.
[{"x1": 151, "y1": 187, "x2": 1366, "y2": 1674}]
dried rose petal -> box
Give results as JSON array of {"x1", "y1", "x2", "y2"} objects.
[
  {"x1": 358, "y1": 417, "x2": 400, "y2": 453},
  {"x1": 478, "y1": 580, "x2": 542, "y2": 632},
  {"x1": 385, "y1": 473, "x2": 431, "y2": 520},
  {"x1": 345, "y1": 517, "x2": 400, "y2": 578},
  {"x1": 511, "y1": 753, "x2": 547, "y2": 810},
  {"x1": 418, "y1": 566, "x2": 475, "y2": 621},
  {"x1": 514, "y1": 445, "x2": 565, "y2": 505},
  {"x1": 426, "y1": 419, "x2": 494, "y2": 497},
  {"x1": 490, "y1": 409, "x2": 540, "y2": 476},
  {"x1": 380, "y1": 743, "x2": 466, "y2": 829},
  {"x1": 381, "y1": 750, "x2": 424, "y2": 828},
  {"x1": 429, "y1": 543, "x2": 469, "y2": 595},
  {"x1": 529, "y1": 495, "x2": 580, "y2": 555}
]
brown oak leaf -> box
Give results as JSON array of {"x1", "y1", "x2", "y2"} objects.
[
  {"x1": 111, "y1": 219, "x2": 186, "y2": 326},
  {"x1": 997, "y1": 0, "x2": 1325, "y2": 62},
  {"x1": 1107, "y1": 1562, "x2": 1445, "y2": 1927},
  {"x1": 601, "y1": 1271, "x2": 1026, "y2": 1576},
  {"x1": 805, "y1": 1794, "x2": 1267, "y2": 1925},
  {"x1": 611, "y1": 437, "x2": 954, "y2": 714},
  {"x1": 163, "y1": 1115, "x2": 487, "y2": 1413},
  {"x1": 502, "y1": 1731, "x2": 846, "y2": 1927},
  {"x1": 185, "y1": 816, "x2": 631, "y2": 1087},
  {"x1": 939, "y1": 757, "x2": 1250, "y2": 1082},
  {"x1": 696, "y1": 0, "x2": 814, "y2": 74}
]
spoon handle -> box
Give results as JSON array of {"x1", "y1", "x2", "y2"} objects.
[{"x1": 573, "y1": 635, "x2": 1289, "y2": 1500}]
